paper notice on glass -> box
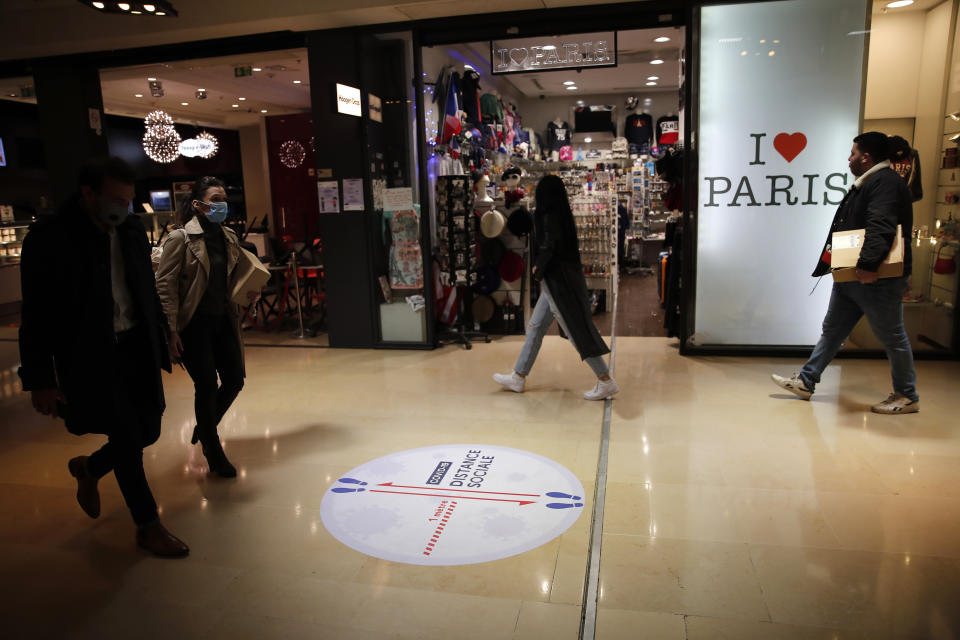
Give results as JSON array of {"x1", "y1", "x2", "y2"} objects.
[
  {"x1": 342, "y1": 178, "x2": 364, "y2": 211},
  {"x1": 317, "y1": 181, "x2": 340, "y2": 213},
  {"x1": 383, "y1": 187, "x2": 413, "y2": 212}
]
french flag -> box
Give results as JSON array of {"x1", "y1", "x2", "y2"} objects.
[{"x1": 441, "y1": 76, "x2": 461, "y2": 144}]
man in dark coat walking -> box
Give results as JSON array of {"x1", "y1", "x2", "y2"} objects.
[
  {"x1": 493, "y1": 175, "x2": 618, "y2": 400},
  {"x1": 772, "y1": 132, "x2": 919, "y2": 414},
  {"x1": 18, "y1": 157, "x2": 189, "y2": 556}
]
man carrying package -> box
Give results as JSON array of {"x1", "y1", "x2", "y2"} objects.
[{"x1": 772, "y1": 132, "x2": 919, "y2": 414}]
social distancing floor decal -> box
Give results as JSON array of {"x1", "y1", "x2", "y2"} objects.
[{"x1": 320, "y1": 445, "x2": 587, "y2": 565}]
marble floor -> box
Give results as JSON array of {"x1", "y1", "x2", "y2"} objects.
[{"x1": 0, "y1": 335, "x2": 958, "y2": 639}]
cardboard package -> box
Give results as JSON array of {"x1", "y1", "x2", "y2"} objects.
[
  {"x1": 830, "y1": 224, "x2": 903, "y2": 282},
  {"x1": 230, "y1": 247, "x2": 271, "y2": 304}
]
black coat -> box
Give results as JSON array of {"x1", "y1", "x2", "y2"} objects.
[
  {"x1": 812, "y1": 166, "x2": 913, "y2": 277},
  {"x1": 533, "y1": 205, "x2": 610, "y2": 360},
  {"x1": 18, "y1": 200, "x2": 172, "y2": 435}
]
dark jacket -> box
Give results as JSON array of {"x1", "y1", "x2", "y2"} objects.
[
  {"x1": 533, "y1": 206, "x2": 610, "y2": 360},
  {"x1": 18, "y1": 199, "x2": 172, "y2": 435},
  {"x1": 812, "y1": 165, "x2": 913, "y2": 278}
]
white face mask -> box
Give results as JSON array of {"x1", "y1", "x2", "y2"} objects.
[{"x1": 97, "y1": 198, "x2": 130, "y2": 226}]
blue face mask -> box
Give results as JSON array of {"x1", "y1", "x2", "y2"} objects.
[{"x1": 204, "y1": 201, "x2": 228, "y2": 223}]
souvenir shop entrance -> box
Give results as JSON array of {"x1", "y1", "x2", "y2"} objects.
[{"x1": 407, "y1": 6, "x2": 692, "y2": 347}]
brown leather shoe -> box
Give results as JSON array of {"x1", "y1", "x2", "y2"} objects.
[
  {"x1": 136, "y1": 521, "x2": 190, "y2": 558},
  {"x1": 67, "y1": 456, "x2": 100, "y2": 519}
]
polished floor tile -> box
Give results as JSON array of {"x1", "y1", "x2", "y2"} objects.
[{"x1": 2, "y1": 336, "x2": 959, "y2": 639}]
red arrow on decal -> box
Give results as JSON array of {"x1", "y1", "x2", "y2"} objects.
[
  {"x1": 370, "y1": 489, "x2": 536, "y2": 506},
  {"x1": 377, "y1": 482, "x2": 540, "y2": 497}
]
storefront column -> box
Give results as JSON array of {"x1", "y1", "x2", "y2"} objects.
[
  {"x1": 32, "y1": 64, "x2": 109, "y2": 207},
  {"x1": 307, "y1": 30, "x2": 377, "y2": 348}
]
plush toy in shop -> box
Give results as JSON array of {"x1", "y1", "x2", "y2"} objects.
[{"x1": 501, "y1": 166, "x2": 525, "y2": 205}]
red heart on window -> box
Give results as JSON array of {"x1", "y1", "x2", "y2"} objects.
[{"x1": 774, "y1": 132, "x2": 807, "y2": 163}]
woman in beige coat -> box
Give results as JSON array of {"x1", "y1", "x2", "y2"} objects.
[{"x1": 156, "y1": 176, "x2": 249, "y2": 477}]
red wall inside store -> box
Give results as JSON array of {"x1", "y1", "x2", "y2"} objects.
[{"x1": 265, "y1": 113, "x2": 319, "y2": 242}]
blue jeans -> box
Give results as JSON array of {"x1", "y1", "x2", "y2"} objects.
[
  {"x1": 515, "y1": 282, "x2": 610, "y2": 379},
  {"x1": 800, "y1": 276, "x2": 918, "y2": 401}
]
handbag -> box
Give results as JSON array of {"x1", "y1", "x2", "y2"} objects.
[{"x1": 933, "y1": 245, "x2": 956, "y2": 275}]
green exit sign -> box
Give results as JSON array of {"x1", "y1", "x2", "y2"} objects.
[{"x1": 234, "y1": 65, "x2": 252, "y2": 78}]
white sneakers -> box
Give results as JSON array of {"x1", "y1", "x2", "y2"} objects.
[
  {"x1": 871, "y1": 392, "x2": 920, "y2": 414},
  {"x1": 493, "y1": 372, "x2": 526, "y2": 393},
  {"x1": 584, "y1": 378, "x2": 619, "y2": 401},
  {"x1": 493, "y1": 371, "x2": 619, "y2": 401},
  {"x1": 771, "y1": 373, "x2": 813, "y2": 400}
]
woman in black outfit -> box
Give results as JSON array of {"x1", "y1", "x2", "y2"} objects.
[{"x1": 494, "y1": 175, "x2": 618, "y2": 400}]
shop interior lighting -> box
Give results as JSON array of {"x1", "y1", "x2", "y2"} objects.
[
  {"x1": 563, "y1": 81, "x2": 576, "y2": 86},
  {"x1": 232, "y1": 104, "x2": 239, "y2": 108},
  {"x1": 252, "y1": 67, "x2": 263, "y2": 72},
  {"x1": 647, "y1": 76, "x2": 659, "y2": 80},
  {"x1": 293, "y1": 80, "x2": 302, "y2": 84},
  {"x1": 584, "y1": 137, "x2": 592, "y2": 143},
  {"x1": 654, "y1": 36, "x2": 670, "y2": 43},
  {"x1": 886, "y1": 0, "x2": 914, "y2": 7},
  {"x1": 769, "y1": 50, "x2": 776, "y2": 56},
  {"x1": 76, "y1": 1, "x2": 178, "y2": 16},
  {"x1": 260, "y1": 109, "x2": 268, "y2": 113},
  {"x1": 180, "y1": 102, "x2": 188, "y2": 106},
  {"x1": 134, "y1": 93, "x2": 143, "y2": 97},
  {"x1": 646, "y1": 81, "x2": 657, "y2": 86},
  {"x1": 238, "y1": 97, "x2": 246, "y2": 101},
  {"x1": 147, "y1": 77, "x2": 157, "y2": 81},
  {"x1": 650, "y1": 59, "x2": 664, "y2": 65},
  {"x1": 566, "y1": 86, "x2": 578, "y2": 91}
]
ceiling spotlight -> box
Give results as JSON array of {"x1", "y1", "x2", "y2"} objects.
[
  {"x1": 654, "y1": 36, "x2": 670, "y2": 43},
  {"x1": 92, "y1": 1, "x2": 105, "y2": 7},
  {"x1": 232, "y1": 104, "x2": 239, "y2": 108},
  {"x1": 135, "y1": 93, "x2": 143, "y2": 97},
  {"x1": 646, "y1": 81, "x2": 657, "y2": 86},
  {"x1": 563, "y1": 81, "x2": 576, "y2": 86},
  {"x1": 252, "y1": 67, "x2": 263, "y2": 72},
  {"x1": 650, "y1": 59, "x2": 664, "y2": 65},
  {"x1": 118, "y1": 3, "x2": 130, "y2": 10},
  {"x1": 584, "y1": 137, "x2": 592, "y2": 143},
  {"x1": 293, "y1": 80, "x2": 302, "y2": 84},
  {"x1": 181, "y1": 102, "x2": 188, "y2": 106},
  {"x1": 741, "y1": 51, "x2": 748, "y2": 56},
  {"x1": 131, "y1": 9, "x2": 141, "y2": 13},
  {"x1": 147, "y1": 77, "x2": 157, "y2": 81},
  {"x1": 238, "y1": 97, "x2": 246, "y2": 101},
  {"x1": 576, "y1": 100, "x2": 585, "y2": 106},
  {"x1": 143, "y1": 3, "x2": 155, "y2": 10},
  {"x1": 566, "y1": 86, "x2": 578, "y2": 90},
  {"x1": 156, "y1": 10, "x2": 165, "y2": 14},
  {"x1": 260, "y1": 109, "x2": 268, "y2": 113},
  {"x1": 647, "y1": 76, "x2": 659, "y2": 80},
  {"x1": 760, "y1": 39, "x2": 766, "y2": 44},
  {"x1": 79, "y1": 1, "x2": 178, "y2": 16},
  {"x1": 768, "y1": 50, "x2": 775, "y2": 56},
  {"x1": 886, "y1": 0, "x2": 913, "y2": 6}
]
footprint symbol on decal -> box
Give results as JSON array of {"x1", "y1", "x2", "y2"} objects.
[
  {"x1": 545, "y1": 491, "x2": 584, "y2": 510},
  {"x1": 331, "y1": 477, "x2": 368, "y2": 493}
]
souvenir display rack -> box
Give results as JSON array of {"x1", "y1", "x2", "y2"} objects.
[{"x1": 571, "y1": 192, "x2": 617, "y2": 310}]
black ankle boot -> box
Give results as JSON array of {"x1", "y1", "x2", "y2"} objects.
[{"x1": 192, "y1": 426, "x2": 237, "y2": 478}]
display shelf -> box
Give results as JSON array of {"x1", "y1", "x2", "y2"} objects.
[{"x1": 0, "y1": 223, "x2": 29, "y2": 264}]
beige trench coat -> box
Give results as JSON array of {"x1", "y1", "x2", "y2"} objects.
[{"x1": 155, "y1": 216, "x2": 245, "y2": 370}]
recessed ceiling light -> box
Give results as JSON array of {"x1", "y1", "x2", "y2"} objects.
[
  {"x1": 464, "y1": 64, "x2": 475, "y2": 70},
  {"x1": 260, "y1": 109, "x2": 268, "y2": 113},
  {"x1": 155, "y1": 11, "x2": 165, "y2": 15},
  {"x1": 134, "y1": 93, "x2": 143, "y2": 97},
  {"x1": 293, "y1": 80, "x2": 301, "y2": 84},
  {"x1": 197, "y1": 88, "x2": 205, "y2": 91},
  {"x1": 563, "y1": 81, "x2": 576, "y2": 86},
  {"x1": 118, "y1": 3, "x2": 130, "y2": 10},
  {"x1": 654, "y1": 36, "x2": 670, "y2": 43},
  {"x1": 768, "y1": 50, "x2": 775, "y2": 56},
  {"x1": 773, "y1": 40, "x2": 780, "y2": 44},
  {"x1": 232, "y1": 104, "x2": 239, "y2": 108},
  {"x1": 252, "y1": 67, "x2": 263, "y2": 72},
  {"x1": 760, "y1": 39, "x2": 766, "y2": 44},
  {"x1": 576, "y1": 100, "x2": 585, "y2": 106},
  {"x1": 584, "y1": 137, "x2": 592, "y2": 143},
  {"x1": 647, "y1": 76, "x2": 659, "y2": 81},
  {"x1": 131, "y1": 10, "x2": 141, "y2": 14},
  {"x1": 566, "y1": 86, "x2": 578, "y2": 90},
  {"x1": 741, "y1": 51, "x2": 747, "y2": 56},
  {"x1": 238, "y1": 97, "x2": 246, "y2": 101},
  {"x1": 886, "y1": 0, "x2": 913, "y2": 6},
  {"x1": 143, "y1": 3, "x2": 156, "y2": 10},
  {"x1": 646, "y1": 81, "x2": 657, "y2": 86},
  {"x1": 181, "y1": 102, "x2": 188, "y2": 106},
  {"x1": 92, "y1": 1, "x2": 105, "y2": 7},
  {"x1": 650, "y1": 59, "x2": 664, "y2": 65},
  {"x1": 147, "y1": 77, "x2": 157, "y2": 81}
]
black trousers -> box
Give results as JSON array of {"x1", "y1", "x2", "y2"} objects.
[
  {"x1": 86, "y1": 326, "x2": 162, "y2": 526},
  {"x1": 180, "y1": 314, "x2": 244, "y2": 439}
]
